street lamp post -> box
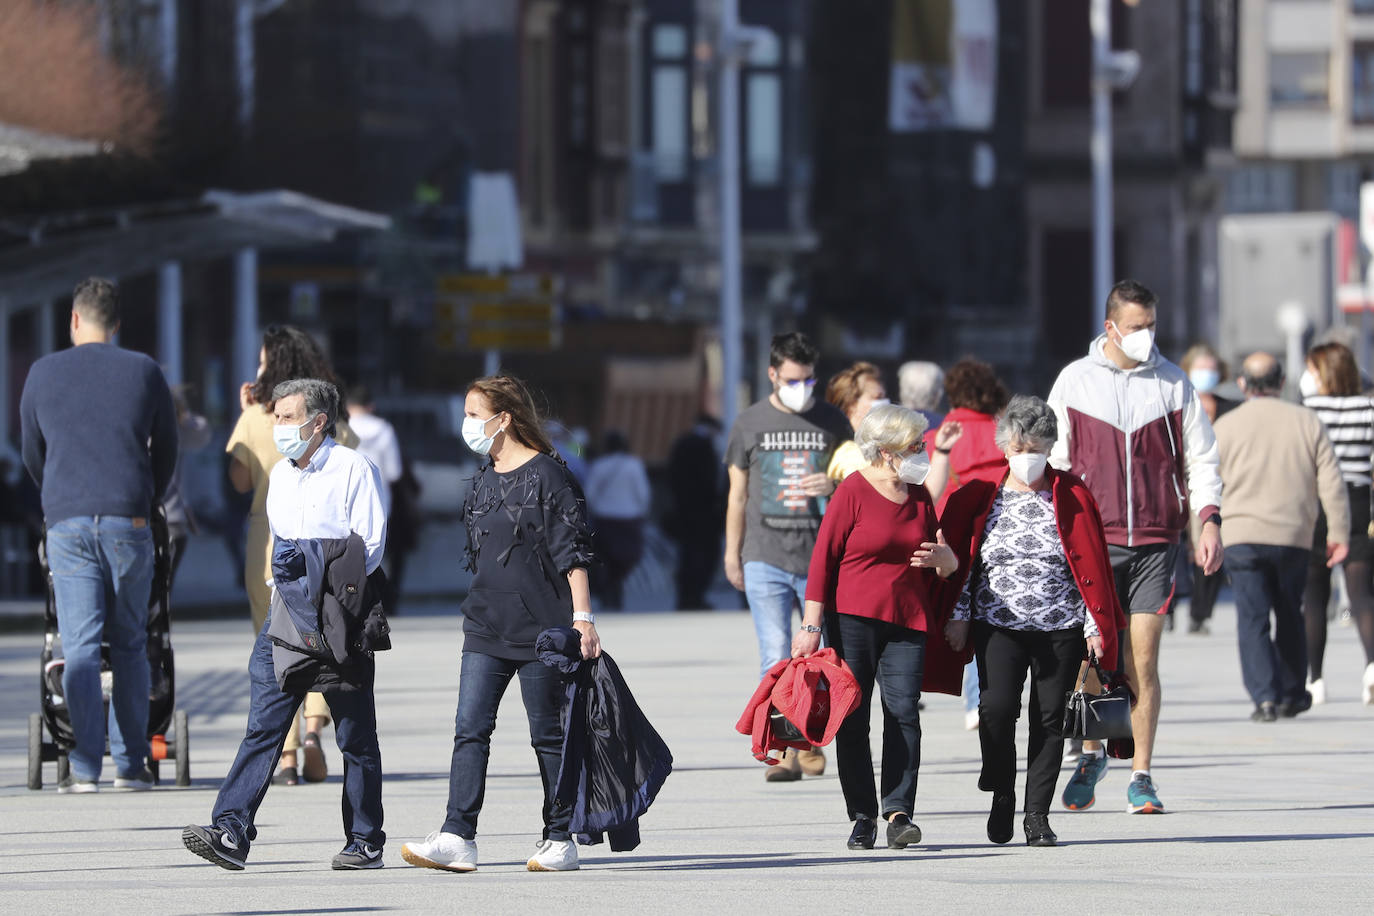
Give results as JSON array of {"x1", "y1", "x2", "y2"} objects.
[
  {"x1": 719, "y1": 0, "x2": 743, "y2": 435},
  {"x1": 1090, "y1": 0, "x2": 1140, "y2": 330}
]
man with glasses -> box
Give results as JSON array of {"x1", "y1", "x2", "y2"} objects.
[{"x1": 724, "y1": 332, "x2": 852, "y2": 781}]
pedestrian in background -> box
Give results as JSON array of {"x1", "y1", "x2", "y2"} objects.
[
  {"x1": 20, "y1": 277, "x2": 178, "y2": 792},
  {"x1": 1049, "y1": 279, "x2": 1223, "y2": 816},
  {"x1": 226, "y1": 324, "x2": 359, "y2": 786},
  {"x1": 402, "y1": 375, "x2": 598, "y2": 874},
  {"x1": 793, "y1": 404, "x2": 958, "y2": 850},
  {"x1": 347, "y1": 384, "x2": 416, "y2": 613},
  {"x1": 922, "y1": 357, "x2": 1011, "y2": 731},
  {"x1": 724, "y1": 331, "x2": 851, "y2": 782},
  {"x1": 898, "y1": 361, "x2": 945, "y2": 430},
  {"x1": 1297, "y1": 343, "x2": 1374, "y2": 706},
  {"x1": 940, "y1": 396, "x2": 1123, "y2": 848},
  {"x1": 825, "y1": 361, "x2": 888, "y2": 480},
  {"x1": 1215, "y1": 353, "x2": 1349, "y2": 722},
  {"x1": 667, "y1": 414, "x2": 725, "y2": 610},
  {"x1": 585, "y1": 429, "x2": 651, "y2": 610},
  {"x1": 1171, "y1": 343, "x2": 1235, "y2": 635},
  {"x1": 162, "y1": 385, "x2": 212, "y2": 592}
]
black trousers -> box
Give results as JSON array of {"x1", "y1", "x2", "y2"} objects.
[
  {"x1": 826, "y1": 612, "x2": 926, "y2": 821},
  {"x1": 973, "y1": 622, "x2": 1083, "y2": 815}
]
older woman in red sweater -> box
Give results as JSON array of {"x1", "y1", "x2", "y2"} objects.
[{"x1": 792, "y1": 404, "x2": 959, "y2": 851}]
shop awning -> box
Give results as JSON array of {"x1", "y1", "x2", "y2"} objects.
[{"x1": 0, "y1": 189, "x2": 391, "y2": 304}]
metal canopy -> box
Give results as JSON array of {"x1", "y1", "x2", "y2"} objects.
[{"x1": 0, "y1": 190, "x2": 391, "y2": 304}]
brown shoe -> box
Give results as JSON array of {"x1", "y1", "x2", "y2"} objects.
[
  {"x1": 764, "y1": 749, "x2": 803, "y2": 782},
  {"x1": 301, "y1": 731, "x2": 328, "y2": 783},
  {"x1": 797, "y1": 746, "x2": 826, "y2": 776}
]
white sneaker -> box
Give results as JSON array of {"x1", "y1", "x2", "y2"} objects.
[
  {"x1": 1363, "y1": 663, "x2": 1374, "y2": 707},
  {"x1": 1308, "y1": 679, "x2": 1327, "y2": 705},
  {"x1": 527, "y1": 839, "x2": 579, "y2": 872},
  {"x1": 400, "y1": 831, "x2": 477, "y2": 872},
  {"x1": 964, "y1": 710, "x2": 980, "y2": 731}
]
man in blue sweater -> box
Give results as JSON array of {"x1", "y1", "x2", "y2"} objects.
[{"x1": 20, "y1": 277, "x2": 178, "y2": 793}]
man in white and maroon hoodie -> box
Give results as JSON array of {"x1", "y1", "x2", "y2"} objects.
[{"x1": 1047, "y1": 279, "x2": 1223, "y2": 816}]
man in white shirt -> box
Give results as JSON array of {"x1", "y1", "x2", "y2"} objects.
[
  {"x1": 344, "y1": 385, "x2": 403, "y2": 513},
  {"x1": 183, "y1": 378, "x2": 390, "y2": 872},
  {"x1": 584, "y1": 429, "x2": 651, "y2": 609}
]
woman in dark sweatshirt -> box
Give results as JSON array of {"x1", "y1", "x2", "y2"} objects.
[{"x1": 402, "y1": 376, "x2": 598, "y2": 875}]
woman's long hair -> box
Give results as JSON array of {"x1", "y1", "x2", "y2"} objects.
[
  {"x1": 251, "y1": 325, "x2": 349, "y2": 418},
  {"x1": 467, "y1": 375, "x2": 557, "y2": 456},
  {"x1": 1308, "y1": 342, "x2": 1361, "y2": 397}
]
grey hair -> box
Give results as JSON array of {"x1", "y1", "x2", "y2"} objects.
[
  {"x1": 897, "y1": 361, "x2": 944, "y2": 412},
  {"x1": 272, "y1": 378, "x2": 340, "y2": 437},
  {"x1": 856, "y1": 403, "x2": 929, "y2": 463},
  {"x1": 994, "y1": 395, "x2": 1057, "y2": 453}
]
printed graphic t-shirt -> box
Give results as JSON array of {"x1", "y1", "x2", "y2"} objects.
[{"x1": 725, "y1": 397, "x2": 852, "y2": 576}]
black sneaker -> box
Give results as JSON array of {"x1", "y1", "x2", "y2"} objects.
[
  {"x1": 182, "y1": 824, "x2": 247, "y2": 870},
  {"x1": 114, "y1": 767, "x2": 155, "y2": 790},
  {"x1": 885, "y1": 813, "x2": 922, "y2": 849},
  {"x1": 1024, "y1": 812, "x2": 1058, "y2": 847},
  {"x1": 846, "y1": 814, "x2": 876, "y2": 850},
  {"x1": 272, "y1": 766, "x2": 299, "y2": 786},
  {"x1": 56, "y1": 775, "x2": 98, "y2": 794},
  {"x1": 332, "y1": 840, "x2": 384, "y2": 870},
  {"x1": 987, "y1": 791, "x2": 1015, "y2": 844},
  {"x1": 1251, "y1": 702, "x2": 1277, "y2": 723}
]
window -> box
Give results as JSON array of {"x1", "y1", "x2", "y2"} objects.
[
  {"x1": 649, "y1": 24, "x2": 690, "y2": 181},
  {"x1": 743, "y1": 27, "x2": 783, "y2": 187},
  {"x1": 1270, "y1": 52, "x2": 1329, "y2": 107},
  {"x1": 1355, "y1": 0, "x2": 1374, "y2": 14},
  {"x1": 1354, "y1": 44, "x2": 1374, "y2": 123}
]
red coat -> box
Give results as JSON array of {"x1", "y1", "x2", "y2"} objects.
[
  {"x1": 924, "y1": 407, "x2": 1008, "y2": 516},
  {"x1": 937, "y1": 469, "x2": 1127, "y2": 666},
  {"x1": 735, "y1": 649, "x2": 862, "y2": 765}
]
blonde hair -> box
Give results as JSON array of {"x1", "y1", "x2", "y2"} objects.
[{"x1": 855, "y1": 404, "x2": 928, "y2": 464}]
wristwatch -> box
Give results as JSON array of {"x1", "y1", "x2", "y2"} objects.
[
  {"x1": 1202, "y1": 512, "x2": 1222, "y2": 527},
  {"x1": 800, "y1": 624, "x2": 822, "y2": 633},
  {"x1": 573, "y1": 611, "x2": 595, "y2": 624}
]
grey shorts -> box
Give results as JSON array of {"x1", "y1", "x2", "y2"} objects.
[{"x1": 1107, "y1": 543, "x2": 1180, "y2": 615}]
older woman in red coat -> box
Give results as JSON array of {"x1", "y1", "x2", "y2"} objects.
[{"x1": 940, "y1": 396, "x2": 1126, "y2": 848}]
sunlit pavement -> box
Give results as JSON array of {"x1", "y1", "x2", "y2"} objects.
[{"x1": 1, "y1": 601, "x2": 1370, "y2": 913}]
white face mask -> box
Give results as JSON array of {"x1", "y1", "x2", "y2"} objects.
[
  {"x1": 462, "y1": 414, "x2": 503, "y2": 455},
  {"x1": 1298, "y1": 370, "x2": 1321, "y2": 399},
  {"x1": 1007, "y1": 451, "x2": 1049, "y2": 486},
  {"x1": 1189, "y1": 368, "x2": 1219, "y2": 393},
  {"x1": 1111, "y1": 322, "x2": 1155, "y2": 363},
  {"x1": 893, "y1": 450, "x2": 930, "y2": 485},
  {"x1": 273, "y1": 415, "x2": 318, "y2": 461},
  {"x1": 776, "y1": 379, "x2": 816, "y2": 413}
]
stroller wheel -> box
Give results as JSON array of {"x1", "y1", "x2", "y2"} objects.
[
  {"x1": 28, "y1": 713, "x2": 42, "y2": 790},
  {"x1": 174, "y1": 709, "x2": 190, "y2": 787}
]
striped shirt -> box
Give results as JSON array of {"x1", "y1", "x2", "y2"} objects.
[{"x1": 1303, "y1": 394, "x2": 1374, "y2": 486}]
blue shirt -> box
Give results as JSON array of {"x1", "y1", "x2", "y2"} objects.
[{"x1": 20, "y1": 342, "x2": 178, "y2": 524}]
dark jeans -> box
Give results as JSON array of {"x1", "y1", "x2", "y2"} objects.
[
  {"x1": 1303, "y1": 486, "x2": 1374, "y2": 678},
  {"x1": 442, "y1": 651, "x2": 571, "y2": 841},
  {"x1": 1225, "y1": 543, "x2": 1309, "y2": 707},
  {"x1": 973, "y1": 622, "x2": 1083, "y2": 814},
  {"x1": 211, "y1": 625, "x2": 384, "y2": 853},
  {"x1": 674, "y1": 524, "x2": 720, "y2": 610},
  {"x1": 46, "y1": 515, "x2": 154, "y2": 781},
  {"x1": 824, "y1": 612, "x2": 926, "y2": 821}
]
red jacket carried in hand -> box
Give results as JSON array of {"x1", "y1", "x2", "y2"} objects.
[{"x1": 735, "y1": 649, "x2": 862, "y2": 765}]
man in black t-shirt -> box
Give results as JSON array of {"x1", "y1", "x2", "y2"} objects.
[{"x1": 724, "y1": 332, "x2": 851, "y2": 781}]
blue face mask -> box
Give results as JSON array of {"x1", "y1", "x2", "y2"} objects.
[
  {"x1": 1189, "y1": 368, "x2": 1220, "y2": 393},
  {"x1": 273, "y1": 416, "x2": 318, "y2": 461}
]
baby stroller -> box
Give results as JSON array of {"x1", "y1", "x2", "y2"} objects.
[{"x1": 27, "y1": 509, "x2": 190, "y2": 789}]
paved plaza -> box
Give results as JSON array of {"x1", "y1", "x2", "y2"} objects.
[{"x1": 1, "y1": 601, "x2": 1370, "y2": 914}]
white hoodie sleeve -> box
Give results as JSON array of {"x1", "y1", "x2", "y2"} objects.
[
  {"x1": 1181, "y1": 383, "x2": 1223, "y2": 516},
  {"x1": 1047, "y1": 367, "x2": 1074, "y2": 473}
]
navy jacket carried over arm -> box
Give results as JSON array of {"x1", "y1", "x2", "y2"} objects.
[{"x1": 537, "y1": 627, "x2": 672, "y2": 851}]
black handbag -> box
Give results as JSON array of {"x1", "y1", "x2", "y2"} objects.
[{"x1": 1062, "y1": 661, "x2": 1134, "y2": 740}]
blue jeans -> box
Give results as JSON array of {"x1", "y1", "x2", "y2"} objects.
[
  {"x1": 743, "y1": 561, "x2": 808, "y2": 679},
  {"x1": 211, "y1": 625, "x2": 384, "y2": 855},
  {"x1": 826, "y1": 612, "x2": 926, "y2": 820},
  {"x1": 442, "y1": 651, "x2": 571, "y2": 841},
  {"x1": 46, "y1": 516, "x2": 154, "y2": 781},
  {"x1": 1225, "y1": 543, "x2": 1310, "y2": 707}
]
